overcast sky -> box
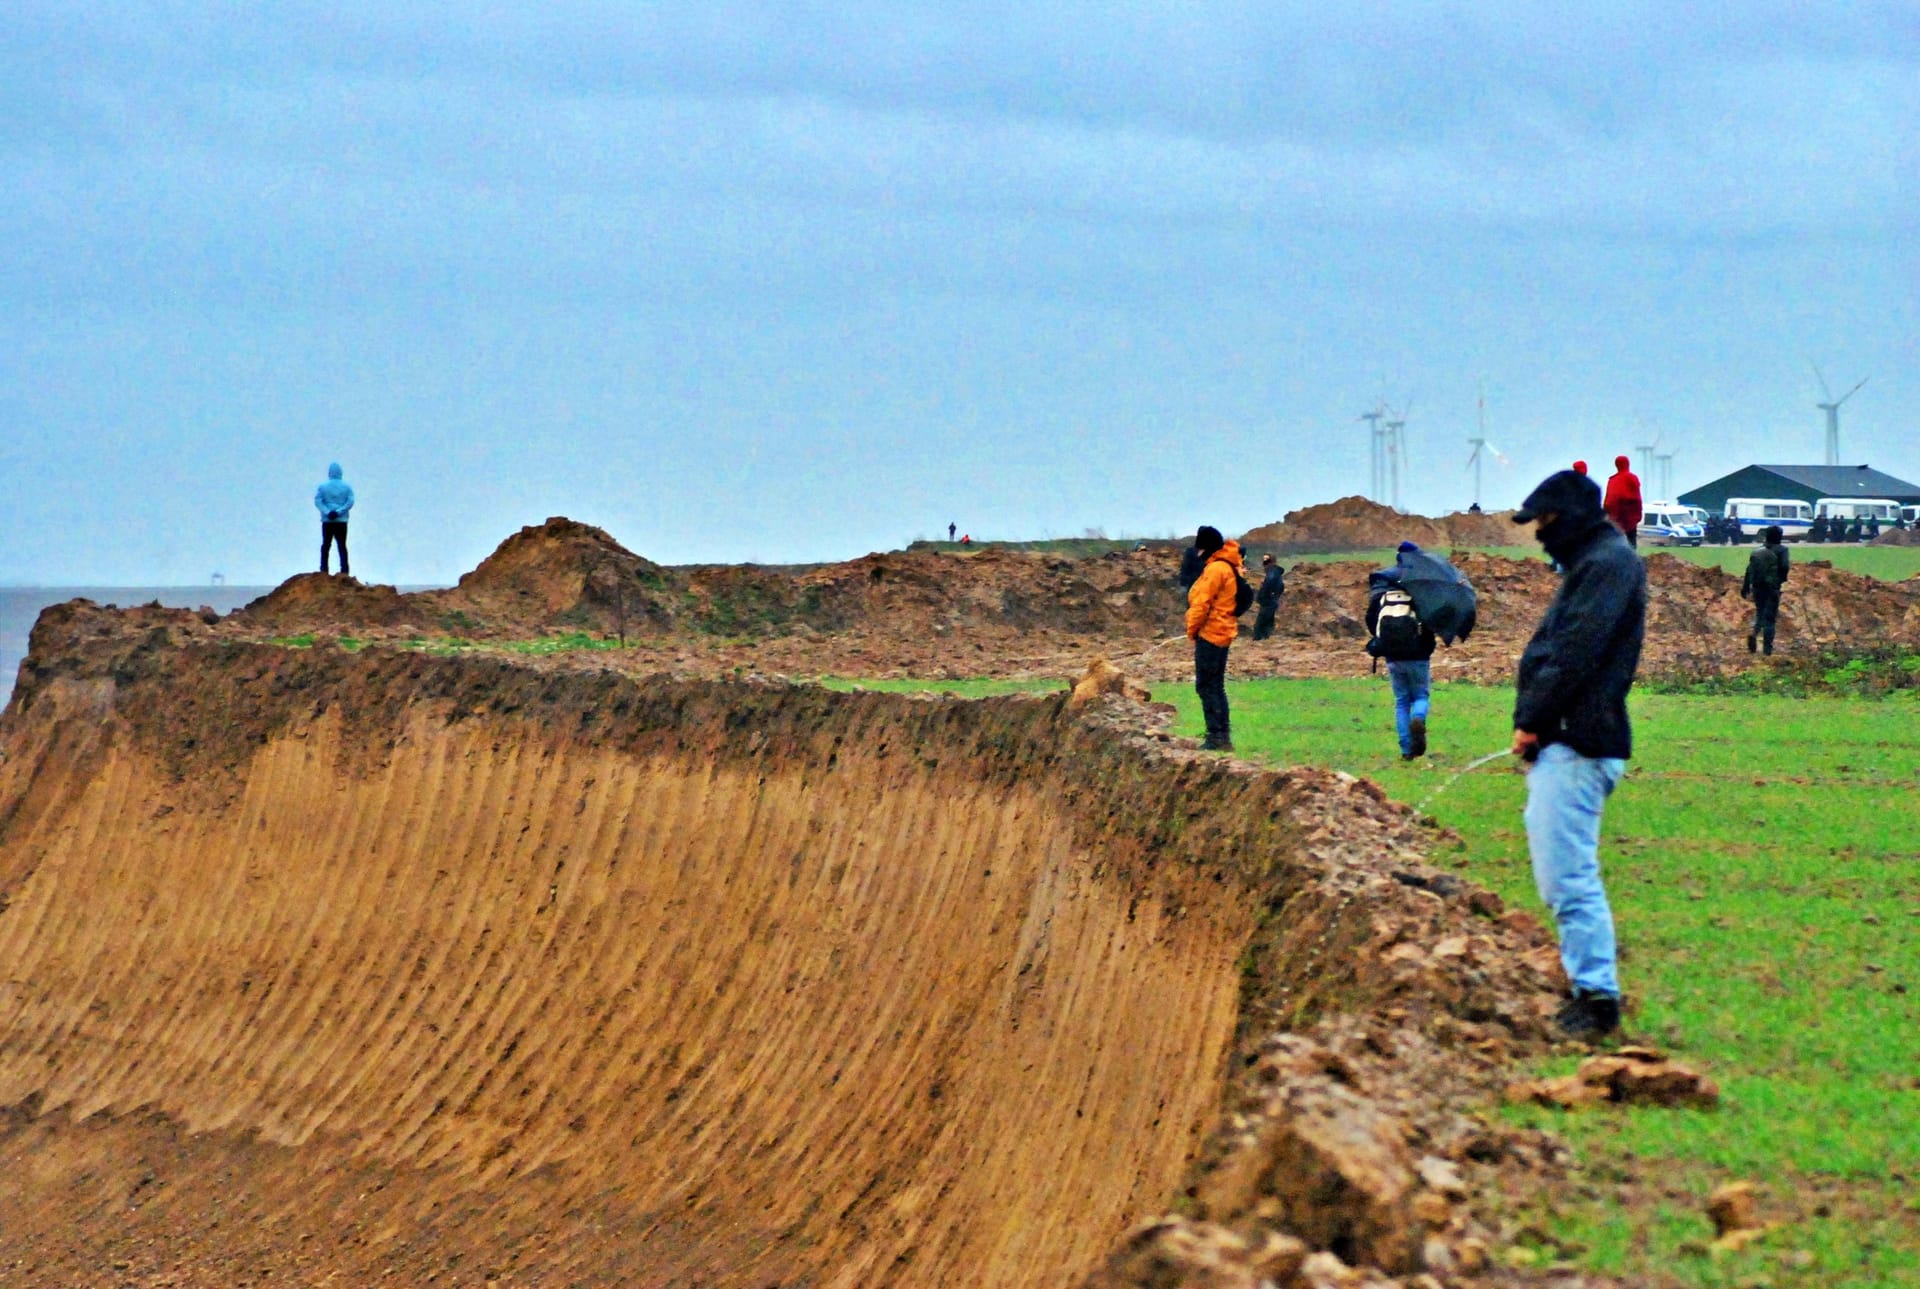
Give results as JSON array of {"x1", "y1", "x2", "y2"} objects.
[{"x1": 2, "y1": 2, "x2": 1914, "y2": 584}]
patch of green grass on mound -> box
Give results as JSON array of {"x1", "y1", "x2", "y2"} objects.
[{"x1": 814, "y1": 676, "x2": 1059, "y2": 698}]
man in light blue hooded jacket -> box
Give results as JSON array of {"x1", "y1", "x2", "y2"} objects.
[{"x1": 315, "y1": 463, "x2": 354, "y2": 576}]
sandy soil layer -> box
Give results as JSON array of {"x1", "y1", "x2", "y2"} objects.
[{"x1": 0, "y1": 597, "x2": 1613, "y2": 1286}]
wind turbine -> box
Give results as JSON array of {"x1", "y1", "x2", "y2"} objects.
[
  {"x1": 1812, "y1": 364, "x2": 1869, "y2": 466},
  {"x1": 1384, "y1": 397, "x2": 1414, "y2": 512},
  {"x1": 1633, "y1": 415, "x2": 1661, "y2": 477},
  {"x1": 1465, "y1": 387, "x2": 1508, "y2": 510},
  {"x1": 1652, "y1": 450, "x2": 1675, "y2": 499},
  {"x1": 1358, "y1": 406, "x2": 1386, "y2": 501}
]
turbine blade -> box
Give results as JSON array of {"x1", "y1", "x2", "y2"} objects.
[
  {"x1": 1838, "y1": 376, "x2": 1869, "y2": 405},
  {"x1": 1811, "y1": 360, "x2": 1832, "y2": 401}
]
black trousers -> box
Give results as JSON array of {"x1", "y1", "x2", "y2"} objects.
[
  {"x1": 1194, "y1": 638, "x2": 1231, "y2": 745},
  {"x1": 321, "y1": 521, "x2": 350, "y2": 575},
  {"x1": 1252, "y1": 604, "x2": 1277, "y2": 640},
  {"x1": 1750, "y1": 586, "x2": 1780, "y2": 650}
]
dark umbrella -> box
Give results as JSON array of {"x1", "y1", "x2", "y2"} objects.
[{"x1": 1383, "y1": 550, "x2": 1478, "y2": 644}]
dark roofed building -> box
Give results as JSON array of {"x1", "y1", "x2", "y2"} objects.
[{"x1": 1678, "y1": 464, "x2": 1920, "y2": 513}]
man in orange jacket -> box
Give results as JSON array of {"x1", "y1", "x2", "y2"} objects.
[
  {"x1": 1185, "y1": 525, "x2": 1245, "y2": 752},
  {"x1": 1603, "y1": 455, "x2": 1643, "y2": 547}
]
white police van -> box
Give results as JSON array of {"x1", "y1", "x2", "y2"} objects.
[
  {"x1": 1724, "y1": 498, "x2": 1814, "y2": 540},
  {"x1": 1637, "y1": 502, "x2": 1705, "y2": 546},
  {"x1": 1815, "y1": 497, "x2": 1901, "y2": 526}
]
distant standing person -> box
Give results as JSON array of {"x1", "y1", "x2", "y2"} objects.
[
  {"x1": 1602, "y1": 455, "x2": 1642, "y2": 547},
  {"x1": 1741, "y1": 525, "x2": 1789, "y2": 655},
  {"x1": 1178, "y1": 542, "x2": 1205, "y2": 590},
  {"x1": 1186, "y1": 525, "x2": 1246, "y2": 753},
  {"x1": 315, "y1": 462, "x2": 355, "y2": 577},
  {"x1": 948, "y1": 521, "x2": 957, "y2": 542},
  {"x1": 1510, "y1": 469, "x2": 1647, "y2": 1040},
  {"x1": 1252, "y1": 554, "x2": 1285, "y2": 640}
]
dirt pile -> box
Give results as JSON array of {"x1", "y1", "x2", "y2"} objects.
[
  {"x1": 1871, "y1": 527, "x2": 1920, "y2": 547},
  {"x1": 235, "y1": 572, "x2": 428, "y2": 633},
  {"x1": 1241, "y1": 496, "x2": 1519, "y2": 554},
  {"x1": 416, "y1": 516, "x2": 681, "y2": 635},
  {"x1": 0, "y1": 611, "x2": 1606, "y2": 1285}
]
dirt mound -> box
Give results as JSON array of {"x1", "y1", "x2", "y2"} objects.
[
  {"x1": 1241, "y1": 496, "x2": 1520, "y2": 554},
  {"x1": 1871, "y1": 527, "x2": 1920, "y2": 546},
  {"x1": 234, "y1": 573, "x2": 427, "y2": 634},
  {"x1": 208, "y1": 517, "x2": 1919, "y2": 690},
  {"x1": 0, "y1": 615, "x2": 1588, "y2": 1285},
  {"x1": 417, "y1": 516, "x2": 680, "y2": 636}
]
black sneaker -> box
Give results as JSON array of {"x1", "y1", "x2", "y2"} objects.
[
  {"x1": 1553, "y1": 989, "x2": 1621, "y2": 1041},
  {"x1": 1201, "y1": 737, "x2": 1234, "y2": 753},
  {"x1": 1746, "y1": 633, "x2": 1757, "y2": 653},
  {"x1": 1409, "y1": 717, "x2": 1427, "y2": 758}
]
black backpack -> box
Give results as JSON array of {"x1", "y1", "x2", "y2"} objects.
[
  {"x1": 1367, "y1": 586, "x2": 1424, "y2": 660},
  {"x1": 1229, "y1": 566, "x2": 1255, "y2": 615}
]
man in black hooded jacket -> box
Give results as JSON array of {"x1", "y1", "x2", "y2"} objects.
[{"x1": 1510, "y1": 469, "x2": 1646, "y2": 1040}]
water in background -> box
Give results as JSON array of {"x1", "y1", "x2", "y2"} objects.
[{"x1": 0, "y1": 588, "x2": 274, "y2": 709}]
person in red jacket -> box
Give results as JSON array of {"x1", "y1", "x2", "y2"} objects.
[{"x1": 1602, "y1": 455, "x2": 1643, "y2": 547}]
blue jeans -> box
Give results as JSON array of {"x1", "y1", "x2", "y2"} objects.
[
  {"x1": 1525, "y1": 742, "x2": 1627, "y2": 997},
  {"x1": 1388, "y1": 660, "x2": 1430, "y2": 756}
]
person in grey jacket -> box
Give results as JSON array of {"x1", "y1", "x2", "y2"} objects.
[
  {"x1": 1510, "y1": 469, "x2": 1647, "y2": 1040},
  {"x1": 315, "y1": 462, "x2": 355, "y2": 576}
]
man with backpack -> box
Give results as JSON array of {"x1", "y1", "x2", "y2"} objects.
[
  {"x1": 1185, "y1": 525, "x2": 1249, "y2": 753},
  {"x1": 1252, "y1": 553, "x2": 1286, "y2": 641},
  {"x1": 1366, "y1": 541, "x2": 1438, "y2": 759},
  {"x1": 1741, "y1": 525, "x2": 1790, "y2": 655}
]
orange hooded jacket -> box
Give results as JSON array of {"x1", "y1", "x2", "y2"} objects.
[{"x1": 1185, "y1": 541, "x2": 1245, "y2": 647}]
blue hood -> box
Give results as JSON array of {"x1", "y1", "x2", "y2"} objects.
[{"x1": 315, "y1": 464, "x2": 355, "y2": 519}]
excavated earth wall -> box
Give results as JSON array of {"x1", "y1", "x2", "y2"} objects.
[{"x1": 0, "y1": 604, "x2": 1586, "y2": 1286}]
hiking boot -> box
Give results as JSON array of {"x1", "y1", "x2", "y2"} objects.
[
  {"x1": 1408, "y1": 717, "x2": 1427, "y2": 758},
  {"x1": 1553, "y1": 989, "x2": 1621, "y2": 1041},
  {"x1": 1201, "y1": 737, "x2": 1234, "y2": 753},
  {"x1": 1746, "y1": 633, "x2": 1756, "y2": 653}
]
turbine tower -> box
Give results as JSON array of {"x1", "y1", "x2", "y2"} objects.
[
  {"x1": 1812, "y1": 364, "x2": 1869, "y2": 466},
  {"x1": 1383, "y1": 396, "x2": 1413, "y2": 512},
  {"x1": 1358, "y1": 407, "x2": 1385, "y2": 501},
  {"x1": 1653, "y1": 451, "x2": 1675, "y2": 500},
  {"x1": 1465, "y1": 387, "x2": 1507, "y2": 510},
  {"x1": 1384, "y1": 416, "x2": 1405, "y2": 511}
]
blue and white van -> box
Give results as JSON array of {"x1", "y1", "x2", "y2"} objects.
[
  {"x1": 1725, "y1": 497, "x2": 1814, "y2": 541},
  {"x1": 1638, "y1": 502, "x2": 1705, "y2": 546},
  {"x1": 1815, "y1": 498, "x2": 1900, "y2": 526}
]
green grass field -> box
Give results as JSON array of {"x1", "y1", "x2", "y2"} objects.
[
  {"x1": 846, "y1": 673, "x2": 1920, "y2": 1286},
  {"x1": 908, "y1": 537, "x2": 1920, "y2": 581}
]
